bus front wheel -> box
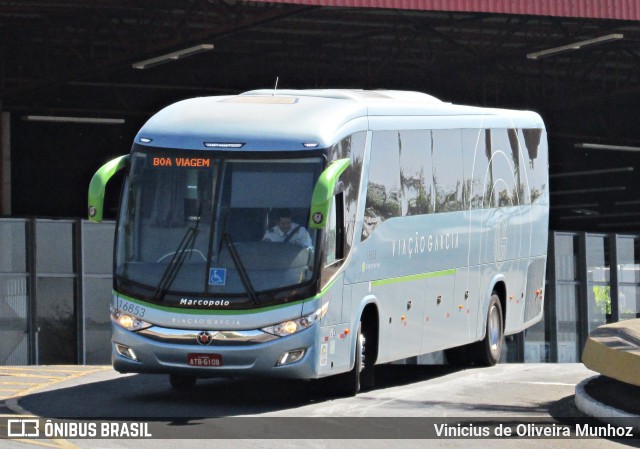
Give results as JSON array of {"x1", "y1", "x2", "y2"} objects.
[{"x1": 335, "y1": 322, "x2": 365, "y2": 396}]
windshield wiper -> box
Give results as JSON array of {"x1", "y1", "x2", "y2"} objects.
[
  {"x1": 223, "y1": 232, "x2": 260, "y2": 306},
  {"x1": 153, "y1": 210, "x2": 202, "y2": 302}
]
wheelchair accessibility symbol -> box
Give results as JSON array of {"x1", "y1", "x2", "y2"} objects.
[{"x1": 209, "y1": 268, "x2": 227, "y2": 286}]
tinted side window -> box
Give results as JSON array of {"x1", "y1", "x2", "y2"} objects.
[
  {"x1": 362, "y1": 131, "x2": 401, "y2": 240},
  {"x1": 519, "y1": 128, "x2": 548, "y2": 205},
  {"x1": 329, "y1": 132, "x2": 366, "y2": 254},
  {"x1": 432, "y1": 130, "x2": 464, "y2": 213},
  {"x1": 461, "y1": 129, "x2": 488, "y2": 209},
  {"x1": 508, "y1": 129, "x2": 526, "y2": 206},
  {"x1": 487, "y1": 129, "x2": 519, "y2": 207},
  {"x1": 399, "y1": 130, "x2": 433, "y2": 216}
]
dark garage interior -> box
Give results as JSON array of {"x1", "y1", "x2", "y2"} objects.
[
  {"x1": 1, "y1": 0, "x2": 640, "y2": 231},
  {"x1": 0, "y1": 1, "x2": 639, "y2": 366}
]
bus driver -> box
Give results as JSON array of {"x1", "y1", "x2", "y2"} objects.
[{"x1": 262, "y1": 208, "x2": 313, "y2": 249}]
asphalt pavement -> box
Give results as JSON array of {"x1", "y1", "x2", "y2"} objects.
[{"x1": 0, "y1": 363, "x2": 638, "y2": 448}]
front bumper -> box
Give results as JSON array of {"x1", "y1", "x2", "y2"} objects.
[{"x1": 111, "y1": 323, "x2": 320, "y2": 379}]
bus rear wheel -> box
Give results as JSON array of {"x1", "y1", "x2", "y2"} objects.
[
  {"x1": 445, "y1": 293, "x2": 504, "y2": 366},
  {"x1": 475, "y1": 293, "x2": 504, "y2": 366}
]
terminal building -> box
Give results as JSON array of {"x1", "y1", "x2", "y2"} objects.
[{"x1": 0, "y1": 0, "x2": 639, "y2": 365}]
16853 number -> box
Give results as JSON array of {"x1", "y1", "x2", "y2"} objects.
[{"x1": 117, "y1": 298, "x2": 146, "y2": 318}]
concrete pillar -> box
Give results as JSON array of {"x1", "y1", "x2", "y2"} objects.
[{"x1": 1, "y1": 110, "x2": 9, "y2": 215}]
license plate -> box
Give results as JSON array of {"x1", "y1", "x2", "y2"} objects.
[{"x1": 187, "y1": 353, "x2": 222, "y2": 367}]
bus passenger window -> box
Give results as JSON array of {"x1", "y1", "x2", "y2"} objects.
[
  {"x1": 461, "y1": 129, "x2": 487, "y2": 210},
  {"x1": 432, "y1": 130, "x2": 464, "y2": 213},
  {"x1": 519, "y1": 128, "x2": 548, "y2": 205},
  {"x1": 488, "y1": 129, "x2": 519, "y2": 208},
  {"x1": 399, "y1": 130, "x2": 433, "y2": 216},
  {"x1": 362, "y1": 131, "x2": 401, "y2": 241}
]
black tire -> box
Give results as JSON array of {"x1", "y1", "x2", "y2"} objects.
[
  {"x1": 360, "y1": 325, "x2": 375, "y2": 391},
  {"x1": 335, "y1": 323, "x2": 365, "y2": 396},
  {"x1": 169, "y1": 374, "x2": 197, "y2": 390},
  {"x1": 474, "y1": 293, "x2": 504, "y2": 366}
]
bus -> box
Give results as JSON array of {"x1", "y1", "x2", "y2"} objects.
[{"x1": 88, "y1": 89, "x2": 548, "y2": 395}]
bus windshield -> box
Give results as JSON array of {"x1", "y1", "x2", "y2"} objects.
[{"x1": 115, "y1": 148, "x2": 323, "y2": 298}]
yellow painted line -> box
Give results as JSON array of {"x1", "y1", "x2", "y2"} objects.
[
  {"x1": 0, "y1": 382, "x2": 41, "y2": 386},
  {"x1": 0, "y1": 366, "x2": 99, "y2": 376},
  {"x1": 1, "y1": 369, "x2": 106, "y2": 449},
  {"x1": 53, "y1": 439, "x2": 83, "y2": 449},
  {"x1": 0, "y1": 367, "x2": 40, "y2": 370},
  {"x1": 0, "y1": 411, "x2": 27, "y2": 418},
  {"x1": 9, "y1": 440, "x2": 60, "y2": 448},
  {"x1": 0, "y1": 366, "x2": 83, "y2": 370},
  {"x1": 0, "y1": 374, "x2": 65, "y2": 380},
  {"x1": 17, "y1": 367, "x2": 110, "y2": 397}
]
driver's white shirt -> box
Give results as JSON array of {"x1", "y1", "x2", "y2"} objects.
[{"x1": 262, "y1": 224, "x2": 312, "y2": 248}]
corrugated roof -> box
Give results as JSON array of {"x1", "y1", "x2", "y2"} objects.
[{"x1": 248, "y1": 0, "x2": 640, "y2": 21}]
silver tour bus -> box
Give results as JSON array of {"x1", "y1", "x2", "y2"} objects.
[{"x1": 88, "y1": 89, "x2": 548, "y2": 395}]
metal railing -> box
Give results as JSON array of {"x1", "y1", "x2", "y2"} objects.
[
  {"x1": 0, "y1": 218, "x2": 114, "y2": 365},
  {"x1": 0, "y1": 219, "x2": 638, "y2": 365}
]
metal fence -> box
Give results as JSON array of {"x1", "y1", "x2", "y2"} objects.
[
  {"x1": 503, "y1": 231, "x2": 640, "y2": 363},
  {"x1": 0, "y1": 219, "x2": 114, "y2": 365},
  {"x1": 0, "y1": 220, "x2": 638, "y2": 365}
]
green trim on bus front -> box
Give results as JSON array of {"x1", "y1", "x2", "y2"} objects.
[
  {"x1": 371, "y1": 268, "x2": 456, "y2": 287},
  {"x1": 114, "y1": 291, "x2": 304, "y2": 315},
  {"x1": 308, "y1": 158, "x2": 350, "y2": 230},
  {"x1": 88, "y1": 154, "x2": 129, "y2": 223},
  {"x1": 113, "y1": 269, "x2": 455, "y2": 316},
  {"x1": 113, "y1": 277, "x2": 340, "y2": 316}
]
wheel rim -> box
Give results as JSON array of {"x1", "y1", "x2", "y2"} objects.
[
  {"x1": 488, "y1": 304, "x2": 502, "y2": 353},
  {"x1": 359, "y1": 334, "x2": 366, "y2": 373}
]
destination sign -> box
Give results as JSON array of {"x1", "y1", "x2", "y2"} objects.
[{"x1": 152, "y1": 157, "x2": 211, "y2": 168}]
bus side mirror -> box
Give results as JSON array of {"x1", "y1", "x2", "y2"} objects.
[
  {"x1": 309, "y1": 158, "x2": 350, "y2": 230},
  {"x1": 87, "y1": 155, "x2": 129, "y2": 223}
]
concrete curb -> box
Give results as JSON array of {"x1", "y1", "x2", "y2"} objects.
[
  {"x1": 575, "y1": 376, "x2": 640, "y2": 432},
  {"x1": 581, "y1": 319, "x2": 640, "y2": 388}
]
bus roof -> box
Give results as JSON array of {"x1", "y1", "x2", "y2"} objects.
[{"x1": 135, "y1": 89, "x2": 545, "y2": 151}]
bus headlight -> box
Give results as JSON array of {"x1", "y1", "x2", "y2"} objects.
[
  {"x1": 261, "y1": 302, "x2": 329, "y2": 337},
  {"x1": 110, "y1": 308, "x2": 152, "y2": 332}
]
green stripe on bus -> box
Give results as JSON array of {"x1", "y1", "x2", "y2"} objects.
[
  {"x1": 371, "y1": 268, "x2": 456, "y2": 287},
  {"x1": 112, "y1": 277, "x2": 339, "y2": 316},
  {"x1": 114, "y1": 291, "x2": 306, "y2": 315}
]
